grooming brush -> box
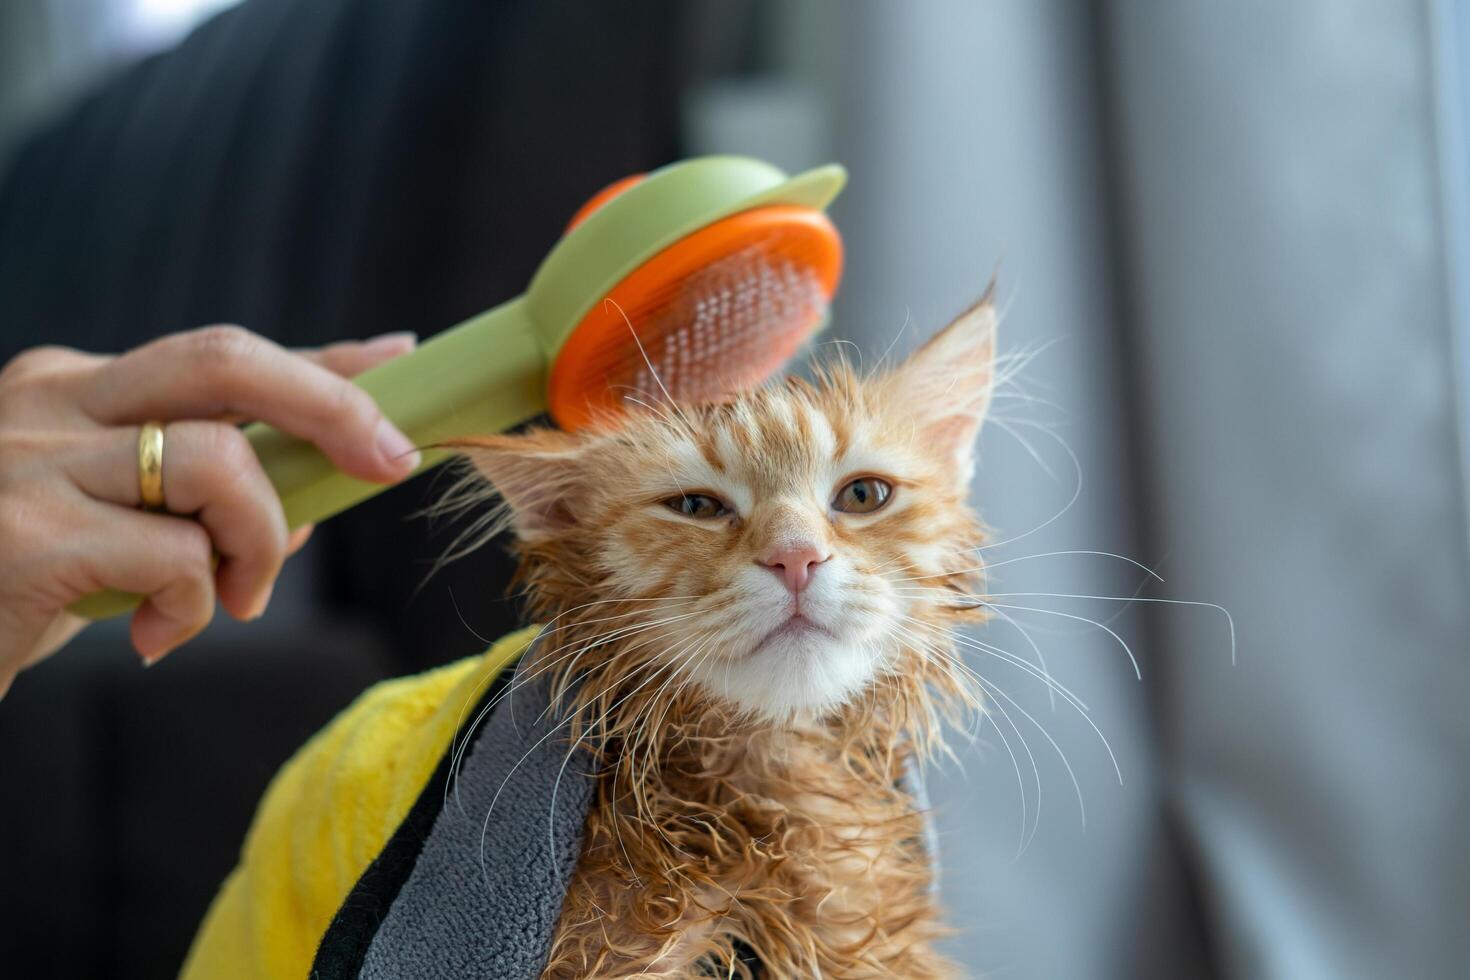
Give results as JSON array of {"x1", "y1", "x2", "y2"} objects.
[{"x1": 73, "y1": 156, "x2": 845, "y2": 618}]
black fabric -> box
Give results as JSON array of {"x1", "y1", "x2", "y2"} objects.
[
  {"x1": 729, "y1": 938, "x2": 767, "y2": 979},
  {"x1": 310, "y1": 663, "x2": 515, "y2": 979},
  {"x1": 0, "y1": 621, "x2": 395, "y2": 980}
]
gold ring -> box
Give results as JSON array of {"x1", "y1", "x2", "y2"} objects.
[{"x1": 138, "y1": 421, "x2": 166, "y2": 511}]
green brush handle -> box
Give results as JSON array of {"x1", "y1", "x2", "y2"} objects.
[{"x1": 69, "y1": 298, "x2": 545, "y2": 620}]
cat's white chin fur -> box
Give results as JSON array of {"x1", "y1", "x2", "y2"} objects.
[
  {"x1": 669, "y1": 558, "x2": 904, "y2": 722},
  {"x1": 683, "y1": 627, "x2": 894, "y2": 724}
]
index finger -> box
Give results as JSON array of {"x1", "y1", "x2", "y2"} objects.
[
  {"x1": 298, "y1": 332, "x2": 417, "y2": 379},
  {"x1": 81, "y1": 325, "x2": 420, "y2": 482}
]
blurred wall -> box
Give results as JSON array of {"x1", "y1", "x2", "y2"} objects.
[{"x1": 1107, "y1": 2, "x2": 1470, "y2": 976}]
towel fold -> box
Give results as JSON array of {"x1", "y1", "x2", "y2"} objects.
[{"x1": 354, "y1": 661, "x2": 595, "y2": 978}]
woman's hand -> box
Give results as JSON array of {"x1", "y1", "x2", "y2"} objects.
[{"x1": 0, "y1": 326, "x2": 420, "y2": 695}]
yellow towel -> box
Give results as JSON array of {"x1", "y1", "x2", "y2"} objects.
[{"x1": 180, "y1": 625, "x2": 539, "y2": 980}]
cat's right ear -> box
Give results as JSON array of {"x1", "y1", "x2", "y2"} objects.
[
  {"x1": 886, "y1": 290, "x2": 998, "y2": 483},
  {"x1": 453, "y1": 429, "x2": 584, "y2": 539}
]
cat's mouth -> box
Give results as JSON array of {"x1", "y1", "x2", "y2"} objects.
[{"x1": 750, "y1": 614, "x2": 835, "y2": 656}]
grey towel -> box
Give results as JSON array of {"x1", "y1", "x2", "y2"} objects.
[{"x1": 359, "y1": 663, "x2": 596, "y2": 980}]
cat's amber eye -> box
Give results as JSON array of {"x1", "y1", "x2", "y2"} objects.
[
  {"x1": 664, "y1": 493, "x2": 729, "y2": 519},
  {"x1": 832, "y1": 476, "x2": 892, "y2": 514}
]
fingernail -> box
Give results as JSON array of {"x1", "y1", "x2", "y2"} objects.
[
  {"x1": 249, "y1": 582, "x2": 274, "y2": 621},
  {"x1": 363, "y1": 331, "x2": 417, "y2": 353},
  {"x1": 135, "y1": 615, "x2": 195, "y2": 665},
  {"x1": 375, "y1": 418, "x2": 422, "y2": 472},
  {"x1": 135, "y1": 628, "x2": 169, "y2": 666}
]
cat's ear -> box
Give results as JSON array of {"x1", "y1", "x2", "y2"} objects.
[
  {"x1": 453, "y1": 429, "x2": 585, "y2": 540},
  {"x1": 890, "y1": 292, "x2": 997, "y2": 480}
]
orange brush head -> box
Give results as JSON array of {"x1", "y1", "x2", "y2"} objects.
[{"x1": 548, "y1": 181, "x2": 843, "y2": 431}]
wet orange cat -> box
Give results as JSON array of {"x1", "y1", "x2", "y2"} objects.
[{"x1": 453, "y1": 295, "x2": 997, "y2": 978}]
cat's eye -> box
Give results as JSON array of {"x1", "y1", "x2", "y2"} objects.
[
  {"x1": 833, "y1": 476, "x2": 893, "y2": 514},
  {"x1": 664, "y1": 493, "x2": 729, "y2": 519}
]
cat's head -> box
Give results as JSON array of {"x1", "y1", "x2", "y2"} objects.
[{"x1": 457, "y1": 296, "x2": 996, "y2": 724}]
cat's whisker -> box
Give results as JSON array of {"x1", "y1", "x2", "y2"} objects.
[
  {"x1": 882, "y1": 622, "x2": 986, "y2": 743},
  {"x1": 547, "y1": 634, "x2": 708, "y2": 881},
  {"x1": 915, "y1": 646, "x2": 1047, "y2": 852},
  {"x1": 483, "y1": 648, "x2": 677, "y2": 888},
  {"x1": 635, "y1": 632, "x2": 719, "y2": 780},
  {"x1": 871, "y1": 305, "x2": 914, "y2": 372},
  {"x1": 617, "y1": 391, "x2": 692, "y2": 437},
  {"x1": 992, "y1": 603, "x2": 1069, "y2": 709},
  {"x1": 990, "y1": 416, "x2": 1059, "y2": 482},
  {"x1": 976, "y1": 605, "x2": 1058, "y2": 696},
  {"x1": 465, "y1": 605, "x2": 698, "y2": 736},
  {"x1": 604, "y1": 296, "x2": 698, "y2": 434},
  {"x1": 513, "y1": 600, "x2": 707, "y2": 702},
  {"x1": 909, "y1": 620, "x2": 1123, "y2": 785},
  {"x1": 987, "y1": 389, "x2": 1064, "y2": 414},
  {"x1": 811, "y1": 335, "x2": 864, "y2": 373},
  {"x1": 620, "y1": 636, "x2": 724, "y2": 863},
  {"x1": 897, "y1": 581, "x2": 1146, "y2": 681},
  {"x1": 494, "y1": 620, "x2": 712, "y2": 879},
  {"x1": 973, "y1": 671, "x2": 1088, "y2": 842},
  {"x1": 970, "y1": 708, "x2": 1040, "y2": 852},
  {"x1": 981, "y1": 592, "x2": 1236, "y2": 666},
  {"x1": 531, "y1": 619, "x2": 703, "y2": 732},
  {"x1": 623, "y1": 637, "x2": 699, "y2": 762},
  {"x1": 891, "y1": 623, "x2": 1038, "y2": 855},
  {"x1": 449, "y1": 609, "x2": 704, "y2": 811},
  {"x1": 978, "y1": 602, "x2": 1143, "y2": 680},
  {"x1": 533, "y1": 603, "x2": 700, "y2": 666},
  {"x1": 943, "y1": 690, "x2": 1036, "y2": 855},
  {"x1": 989, "y1": 337, "x2": 1055, "y2": 393},
  {"x1": 634, "y1": 675, "x2": 701, "y2": 805},
  {"x1": 446, "y1": 605, "x2": 684, "y2": 806},
  {"x1": 970, "y1": 419, "x2": 1085, "y2": 556},
  {"x1": 912, "y1": 582, "x2": 1233, "y2": 663},
  {"x1": 445, "y1": 585, "x2": 495, "y2": 647},
  {"x1": 889, "y1": 621, "x2": 985, "y2": 700},
  {"x1": 900, "y1": 615, "x2": 1082, "y2": 713},
  {"x1": 891, "y1": 549, "x2": 1164, "y2": 585},
  {"x1": 478, "y1": 696, "x2": 594, "y2": 888},
  {"x1": 887, "y1": 573, "x2": 1057, "y2": 711},
  {"x1": 967, "y1": 601, "x2": 1054, "y2": 710}
]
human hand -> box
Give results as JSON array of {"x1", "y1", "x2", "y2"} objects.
[{"x1": 0, "y1": 326, "x2": 419, "y2": 696}]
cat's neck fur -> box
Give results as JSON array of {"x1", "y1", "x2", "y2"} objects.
[{"x1": 531, "y1": 607, "x2": 963, "y2": 979}]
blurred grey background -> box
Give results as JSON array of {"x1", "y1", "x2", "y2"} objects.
[{"x1": 1, "y1": 1, "x2": 1467, "y2": 978}]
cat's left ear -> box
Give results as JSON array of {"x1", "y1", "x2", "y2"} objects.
[
  {"x1": 453, "y1": 429, "x2": 585, "y2": 540},
  {"x1": 890, "y1": 292, "x2": 997, "y2": 481}
]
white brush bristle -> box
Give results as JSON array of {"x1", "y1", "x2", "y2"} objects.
[{"x1": 622, "y1": 248, "x2": 828, "y2": 405}]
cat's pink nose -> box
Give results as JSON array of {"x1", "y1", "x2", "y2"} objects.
[{"x1": 759, "y1": 543, "x2": 830, "y2": 592}]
